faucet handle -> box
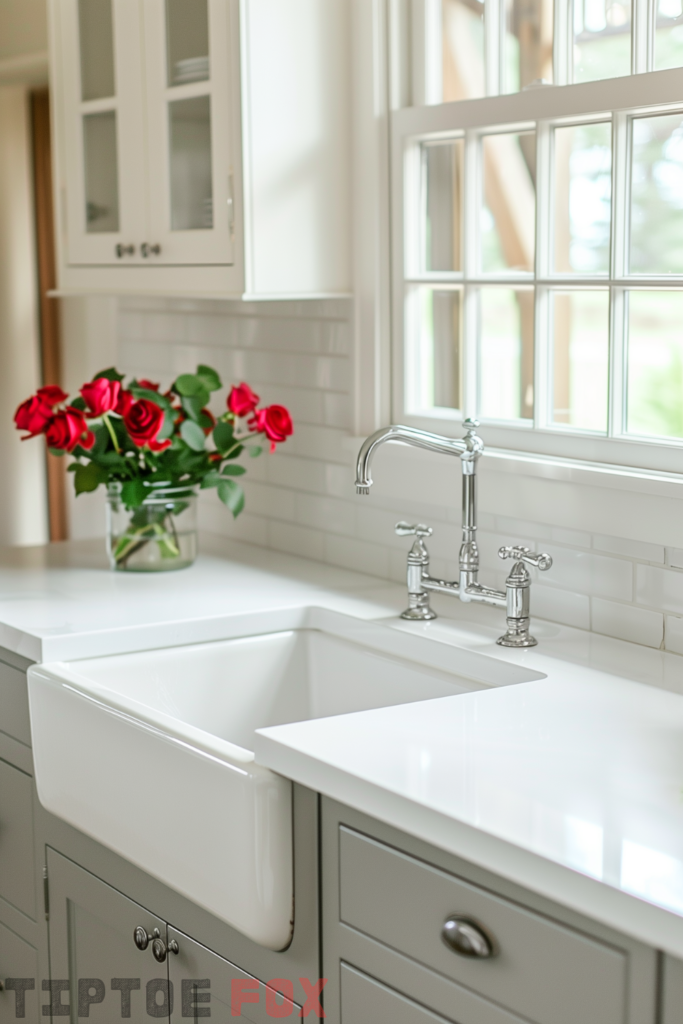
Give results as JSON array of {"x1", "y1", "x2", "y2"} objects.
[
  {"x1": 395, "y1": 521, "x2": 433, "y2": 539},
  {"x1": 499, "y1": 545, "x2": 553, "y2": 571}
]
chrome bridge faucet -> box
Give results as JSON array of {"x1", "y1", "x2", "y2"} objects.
[{"x1": 355, "y1": 420, "x2": 553, "y2": 647}]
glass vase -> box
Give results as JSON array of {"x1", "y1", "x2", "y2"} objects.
[{"x1": 106, "y1": 482, "x2": 198, "y2": 572}]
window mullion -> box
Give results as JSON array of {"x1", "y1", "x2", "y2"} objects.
[
  {"x1": 608, "y1": 288, "x2": 627, "y2": 438},
  {"x1": 484, "y1": 0, "x2": 501, "y2": 96},
  {"x1": 632, "y1": 0, "x2": 653, "y2": 73},
  {"x1": 463, "y1": 129, "x2": 480, "y2": 418},
  {"x1": 534, "y1": 121, "x2": 552, "y2": 430},
  {"x1": 612, "y1": 112, "x2": 630, "y2": 281},
  {"x1": 554, "y1": 0, "x2": 570, "y2": 85}
]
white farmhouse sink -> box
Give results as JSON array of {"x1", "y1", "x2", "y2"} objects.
[{"x1": 27, "y1": 611, "x2": 542, "y2": 950}]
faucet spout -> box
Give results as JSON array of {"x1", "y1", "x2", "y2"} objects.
[{"x1": 355, "y1": 425, "x2": 470, "y2": 495}]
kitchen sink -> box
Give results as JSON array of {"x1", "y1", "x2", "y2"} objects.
[{"x1": 27, "y1": 610, "x2": 543, "y2": 950}]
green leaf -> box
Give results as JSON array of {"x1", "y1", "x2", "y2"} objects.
[
  {"x1": 158, "y1": 409, "x2": 176, "y2": 440},
  {"x1": 130, "y1": 387, "x2": 172, "y2": 413},
  {"x1": 121, "y1": 478, "x2": 147, "y2": 509},
  {"x1": 94, "y1": 367, "x2": 125, "y2": 382},
  {"x1": 197, "y1": 409, "x2": 215, "y2": 432},
  {"x1": 48, "y1": 448, "x2": 66, "y2": 457},
  {"x1": 217, "y1": 478, "x2": 245, "y2": 517},
  {"x1": 180, "y1": 419, "x2": 206, "y2": 451},
  {"x1": 212, "y1": 420, "x2": 235, "y2": 453},
  {"x1": 71, "y1": 462, "x2": 108, "y2": 495},
  {"x1": 221, "y1": 463, "x2": 246, "y2": 476},
  {"x1": 69, "y1": 395, "x2": 87, "y2": 411},
  {"x1": 249, "y1": 445, "x2": 263, "y2": 457},
  {"x1": 200, "y1": 470, "x2": 222, "y2": 489},
  {"x1": 181, "y1": 394, "x2": 206, "y2": 422},
  {"x1": 175, "y1": 374, "x2": 209, "y2": 402},
  {"x1": 196, "y1": 364, "x2": 222, "y2": 392}
]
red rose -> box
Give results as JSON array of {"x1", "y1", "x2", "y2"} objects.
[
  {"x1": 138, "y1": 379, "x2": 160, "y2": 392},
  {"x1": 249, "y1": 404, "x2": 293, "y2": 451},
  {"x1": 228, "y1": 383, "x2": 260, "y2": 417},
  {"x1": 36, "y1": 385, "x2": 68, "y2": 406},
  {"x1": 45, "y1": 408, "x2": 95, "y2": 452},
  {"x1": 148, "y1": 437, "x2": 172, "y2": 452},
  {"x1": 124, "y1": 399, "x2": 165, "y2": 447},
  {"x1": 80, "y1": 377, "x2": 121, "y2": 417},
  {"x1": 14, "y1": 395, "x2": 54, "y2": 438},
  {"x1": 115, "y1": 389, "x2": 134, "y2": 416}
]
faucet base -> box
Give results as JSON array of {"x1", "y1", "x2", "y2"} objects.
[
  {"x1": 400, "y1": 605, "x2": 438, "y2": 621},
  {"x1": 497, "y1": 632, "x2": 538, "y2": 648}
]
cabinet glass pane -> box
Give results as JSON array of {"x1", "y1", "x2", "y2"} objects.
[
  {"x1": 166, "y1": 0, "x2": 209, "y2": 86},
  {"x1": 83, "y1": 111, "x2": 119, "y2": 233},
  {"x1": 573, "y1": 0, "x2": 631, "y2": 82},
  {"x1": 479, "y1": 288, "x2": 534, "y2": 420},
  {"x1": 423, "y1": 141, "x2": 463, "y2": 272},
  {"x1": 553, "y1": 122, "x2": 612, "y2": 274},
  {"x1": 552, "y1": 291, "x2": 609, "y2": 431},
  {"x1": 504, "y1": 0, "x2": 554, "y2": 94},
  {"x1": 443, "y1": 0, "x2": 485, "y2": 101},
  {"x1": 169, "y1": 97, "x2": 213, "y2": 230},
  {"x1": 481, "y1": 132, "x2": 536, "y2": 273},
  {"x1": 655, "y1": 0, "x2": 683, "y2": 69},
  {"x1": 630, "y1": 113, "x2": 683, "y2": 274},
  {"x1": 627, "y1": 290, "x2": 683, "y2": 438},
  {"x1": 408, "y1": 288, "x2": 462, "y2": 412},
  {"x1": 78, "y1": 0, "x2": 115, "y2": 101}
]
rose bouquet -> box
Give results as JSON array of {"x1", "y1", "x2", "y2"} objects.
[{"x1": 14, "y1": 367, "x2": 293, "y2": 570}]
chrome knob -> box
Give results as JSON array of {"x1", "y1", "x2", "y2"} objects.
[
  {"x1": 498, "y1": 545, "x2": 552, "y2": 571},
  {"x1": 0, "y1": 979, "x2": 4, "y2": 991},
  {"x1": 152, "y1": 936, "x2": 179, "y2": 963},
  {"x1": 115, "y1": 244, "x2": 135, "y2": 258},
  {"x1": 442, "y1": 916, "x2": 494, "y2": 959},
  {"x1": 141, "y1": 243, "x2": 161, "y2": 257},
  {"x1": 395, "y1": 522, "x2": 433, "y2": 539},
  {"x1": 133, "y1": 926, "x2": 159, "y2": 951}
]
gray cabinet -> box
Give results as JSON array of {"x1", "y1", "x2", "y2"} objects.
[
  {"x1": 662, "y1": 955, "x2": 683, "y2": 1023},
  {"x1": 0, "y1": 759, "x2": 35, "y2": 921},
  {"x1": 322, "y1": 798, "x2": 659, "y2": 1024},
  {"x1": 0, "y1": 919, "x2": 39, "y2": 1023}
]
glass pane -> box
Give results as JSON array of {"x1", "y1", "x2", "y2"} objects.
[
  {"x1": 481, "y1": 132, "x2": 536, "y2": 273},
  {"x1": 407, "y1": 289, "x2": 462, "y2": 412},
  {"x1": 166, "y1": 0, "x2": 209, "y2": 86},
  {"x1": 655, "y1": 0, "x2": 683, "y2": 69},
  {"x1": 552, "y1": 291, "x2": 609, "y2": 430},
  {"x1": 423, "y1": 141, "x2": 463, "y2": 273},
  {"x1": 83, "y1": 111, "x2": 119, "y2": 233},
  {"x1": 443, "y1": 0, "x2": 485, "y2": 101},
  {"x1": 553, "y1": 123, "x2": 611, "y2": 274},
  {"x1": 479, "y1": 288, "x2": 534, "y2": 420},
  {"x1": 78, "y1": 0, "x2": 115, "y2": 101},
  {"x1": 630, "y1": 113, "x2": 683, "y2": 274},
  {"x1": 627, "y1": 291, "x2": 683, "y2": 438},
  {"x1": 169, "y1": 96, "x2": 213, "y2": 231},
  {"x1": 573, "y1": 0, "x2": 631, "y2": 83},
  {"x1": 504, "y1": 0, "x2": 553, "y2": 94}
]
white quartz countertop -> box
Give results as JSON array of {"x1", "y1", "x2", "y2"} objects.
[{"x1": 6, "y1": 536, "x2": 683, "y2": 956}]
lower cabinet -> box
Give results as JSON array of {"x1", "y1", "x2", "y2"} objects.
[
  {"x1": 0, "y1": 919, "x2": 39, "y2": 1023},
  {"x1": 322, "y1": 799, "x2": 659, "y2": 1024},
  {"x1": 47, "y1": 849, "x2": 301, "y2": 1022}
]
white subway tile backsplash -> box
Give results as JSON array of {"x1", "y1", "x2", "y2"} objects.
[
  {"x1": 592, "y1": 598, "x2": 663, "y2": 649},
  {"x1": 532, "y1": 584, "x2": 590, "y2": 630},
  {"x1": 294, "y1": 493, "x2": 355, "y2": 536},
  {"x1": 666, "y1": 548, "x2": 683, "y2": 569},
  {"x1": 593, "y1": 535, "x2": 665, "y2": 563},
  {"x1": 636, "y1": 564, "x2": 683, "y2": 615},
  {"x1": 665, "y1": 615, "x2": 683, "y2": 656},
  {"x1": 550, "y1": 526, "x2": 592, "y2": 549},
  {"x1": 324, "y1": 534, "x2": 390, "y2": 579},
  {"x1": 269, "y1": 520, "x2": 325, "y2": 562},
  {"x1": 542, "y1": 546, "x2": 633, "y2": 601}
]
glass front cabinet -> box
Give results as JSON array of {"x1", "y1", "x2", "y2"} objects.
[{"x1": 48, "y1": 0, "x2": 350, "y2": 298}]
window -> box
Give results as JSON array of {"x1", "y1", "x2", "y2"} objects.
[{"x1": 394, "y1": 0, "x2": 683, "y2": 473}]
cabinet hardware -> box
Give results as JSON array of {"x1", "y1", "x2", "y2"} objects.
[
  {"x1": 133, "y1": 926, "x2": 159, "y2": 951},
  {"x1": 152, "y1": 936, "x2": 179, "y2": 963},
  {"x1": 227, "y1": 172, "x2": 234, "y2": 237},
  {"x1": 43, "y1": 866, "x2": 49, "y2": 921},
  {"x1": 115, "y1": 244, "x2": 136, "y2": 258},
  {"x1": 141, "y1": 243, "x2": 161, "y2": 257},
  {"x1": 441, "y1": 916, "x2": 495, "y2": 959},
  {"x1": 0, "y1": 979, "x2": 4, "y2": 991}
]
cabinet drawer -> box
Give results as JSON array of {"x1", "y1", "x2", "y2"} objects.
[
  {"x1": 0, "y1": 918, "x2": 39, "y2": 1023},
  {"x1": 339, "y1": 827, "x2": 626, "y2": 1024},
  {"x1": 341, "y1": 963, "x2": 457, "y2": 1024},
  {"x1": 0, "y1": 760, "x2": 35, "y2": 920},
  {"x1": 0, "y1": 662, "x2": 30, "y2": 747}
]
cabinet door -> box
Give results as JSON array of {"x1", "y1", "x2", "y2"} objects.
[
  {"x1": 141, "y1": 0, "x2": 235, "y2": 265},
  {"x1": 57, "y1": 0, "x2": 148, "y2": 265},
  {"x1": 167, "y1": 926, "x2": 300, "y2": 1023},
  {"x1": 0, "y1": 759, "x2": 35, "y2": 920},
  {"x1": 0, "y1": 919, "x2": 39, "y2": 1023},
  {"x1": 47, "y1": 849, "x2": 169, "y2": 1023}
]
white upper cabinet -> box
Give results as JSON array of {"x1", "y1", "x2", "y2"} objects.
[{"x1": 48, "y1": 0, "x2": 350, "y2": 298}]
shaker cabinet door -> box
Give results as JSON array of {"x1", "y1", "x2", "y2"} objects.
[
  {"x1": 47, "y1": 849, "x2": 169, "y2": 1023},
  {"x1": 141, "y1": 0, "x2": 235, "y2": 266},
  {"x1": 0, "y1": 919, "x2": 39, "y2": 1024},
  {"x1": 57, "y1": 0, "x2": 148, "y2": 265}
]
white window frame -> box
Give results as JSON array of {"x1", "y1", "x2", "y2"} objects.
[{"x1": 391, "y1": 3, "x2": 683, "y2": 475}]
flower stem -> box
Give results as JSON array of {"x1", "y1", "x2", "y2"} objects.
[{"x1": 103, "y1": 413, "x2": 121, "y2": 453}]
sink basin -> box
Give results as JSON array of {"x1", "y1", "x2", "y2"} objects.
[{"x1": 27, "y1": 610, "x2": 542, "y2": 949}]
